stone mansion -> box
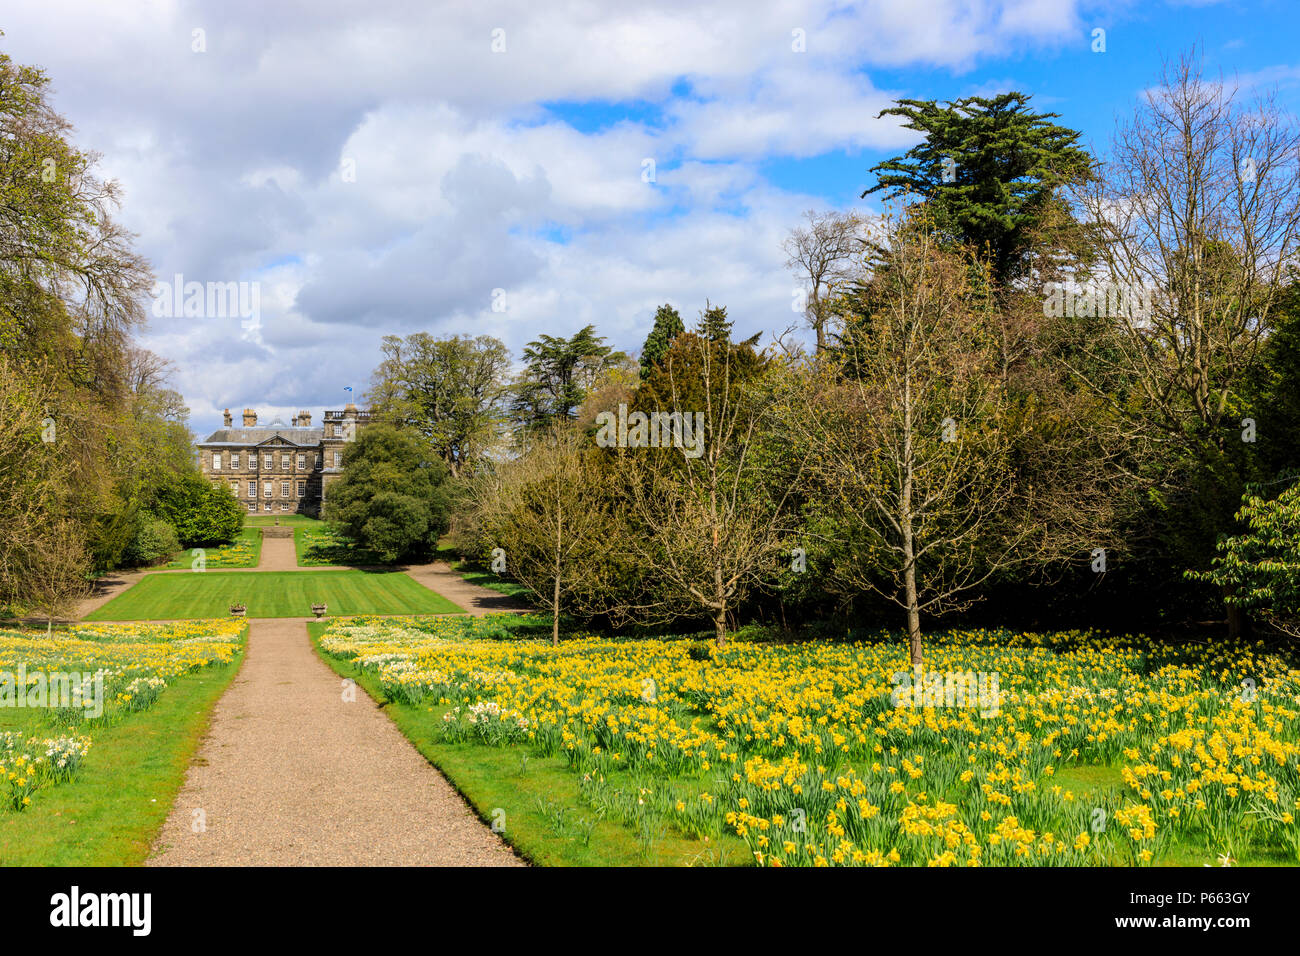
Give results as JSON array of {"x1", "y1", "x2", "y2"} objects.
[{"x1": 196, "y1": 403, "x2": 372, "y2": 517}]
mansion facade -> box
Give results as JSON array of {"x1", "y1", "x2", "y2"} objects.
[{"x1": 196, "y1": 403, "x2": 371, "y2": 517}]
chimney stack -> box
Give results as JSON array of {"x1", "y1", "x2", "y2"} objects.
[
  {"x1": 297, "y1": 410, "x2": 312, "y2": 427},
  {"x1": 243, "y1": 408, "x2": 257, "y2": 427},
  {"x1": 223, "y1": 408, "x2": 232, "y2": 427}
]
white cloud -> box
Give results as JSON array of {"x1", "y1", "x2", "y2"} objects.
[{"x1": 0, "y1": 0, "x2": 1094, "y2": 432}]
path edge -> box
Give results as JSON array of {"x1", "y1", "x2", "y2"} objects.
[{"x1": 142, "y1": 626, "x2": 253, "y2": 864}]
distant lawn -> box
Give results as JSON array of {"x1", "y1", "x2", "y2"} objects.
[
  {"x1": 295, "y1": 524, "x2": 388, "y2": 567},
  {"x1": 159, "y1": 527, "x2": 262, "y2": 570},
  {"x1": 245, "y1": 514, "x2": 322, "y2": 527},
  {"x1": 85, "y1": 570, "x2": 462, "y2": 621}
]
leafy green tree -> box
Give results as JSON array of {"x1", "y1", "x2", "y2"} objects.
[
  {"x1": 366, "y1": 332, "x2": 511, "y2": 477},
  {"x1": 1190, "y1": 483, "x2": 1300, "y2": 637},
  {"x1": 864, "y1": 92, "x2": 1090, "y2": 285},
  {"x1": 0, "y1": 42, "x2": 189, "y2": 584},
  {"x1": 123, "y1": 517, "x2": 181, "y2": 567},
  {"x1": 150, "y1": 473, "x2": 243, "y2": 547},
  {"x1": 511, "y1": 324, "x2": 630, "y2": 432},
  {"x1": 639, "y1": 303, "x2": 684, "y2": 377},
  {"x1": 0, "y1": 42, "x2": 151, "y2": 384},
  {"x1": 326, "y1": 425, "x2": 452, "y2": 562}
]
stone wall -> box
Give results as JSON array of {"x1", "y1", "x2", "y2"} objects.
[{"x1": 199, "y1": 442, "x2": 325, "y2": 517}]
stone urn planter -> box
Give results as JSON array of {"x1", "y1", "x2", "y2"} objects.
[
  {"x1": 229, "y1": 604, "x2": 247, "y2": 618},
  {"x1": 312, "y1": 603, "x2": 328, "y2": 619}
]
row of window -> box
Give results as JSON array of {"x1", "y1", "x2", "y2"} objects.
[
  {"x1": 210, "y1": 451, "x2": 343, "y2": 471},
  {"x1": 220, "y1": 480, "x2": 309, "y2": 498},
  {"x1": 211, "y1": 452, "x2": 313, "y2": 471},
  {"x1": 249, "y1": 501, "x2": 295, "y2": 512}
]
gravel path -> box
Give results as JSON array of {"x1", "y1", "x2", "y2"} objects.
[
  {"x1": 257, "y1": 534, "x2": 310, "y2": 571},
  {"x1": 148, "y1": 618, "x2": 523, "y2": 866},
  {"x1": 74, "y1": 529, "x2": 535, "y2": 865},
  {"x1": 402, "y1": 561, "x2": 531, "y2": 617},
  {"x1": 73, "y1": 568, "x2": 149, "y2": 620}
]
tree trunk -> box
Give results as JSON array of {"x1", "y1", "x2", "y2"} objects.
[
  {"x1": 904, "y1": 574, "x2": 922, "y2": 667},
  {"x1": 1224, "y1": 587, "x2": 1249, "y2": 641},
  {"x1": 714, "y1": 606, "x2": 727, "y2": 648},
  {"x1": 552, "y1": 497, "x2": 562, "y2": 646},
  {"x1": 552, "y1": 573, "x2": 560, "y2": 646},
  {"x1": 901, "y1": 369, "x2": 922, "y2": 666}
]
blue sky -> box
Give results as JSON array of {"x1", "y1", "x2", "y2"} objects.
[{"x1": 1, "y1": 0, "x2": 1297, "y2": 435}]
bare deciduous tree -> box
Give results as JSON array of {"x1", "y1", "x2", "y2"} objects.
[
  {"x1": 619, "y1": 328, "x2": 802, "y2": 646},
  {"x1": 1069, "y1": 51, "x2": 1300, "y2": 444},
  {"x1": 474, "y1": 423, "x2": 610, "y2": 645},
  {"x1": 784, "y1": 209, "x2": 867, "y2": 353},
  {"x1": 1067, "y1": 51, "x2": 1300, "y2": 636},
  {"x1": 784, "y1": 217, "x2": 1120, "y2": 664}
]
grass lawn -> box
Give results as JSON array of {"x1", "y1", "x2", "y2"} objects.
[
  {"x1": 159, "y1": 527, "x2": 262, "y2": 570},
  {"x1": 84, "y1": 570, "x2": 463, "y2": 621},
  {"x1": 295, "y1": 523, "x2": 388, "y2": 567},
  {"x1": 308, "y1": 621, "x2": 745, "y2": 866},
  {"x1": 245, "y1": 514, "x2": 322, "y2": 527},
  {"x1": 0, "y1": 623, "x2": 244, "y2": 865}
]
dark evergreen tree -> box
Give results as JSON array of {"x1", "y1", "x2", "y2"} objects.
[
  {"x1": 511, "y1": 324, "x2": 625, "y2": 431},
  {"x1": 639, "y1": 303, "x2": 684, "y2": 377},
  {"x1": 325, "y1": 424, "x2": 452, "y2": 562},
  {"x1": 864, "y1": 92, "x2": 1091, "y2": 284},
  {"x1": 698, "y1": 301, "x2": 733, "y2": 342}
]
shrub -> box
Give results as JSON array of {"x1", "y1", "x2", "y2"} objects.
[
  {"x1": 123, "y1": 517, "x2": 181, "y2": 566},
  {"x1": 151, "y1": 473, "x2": 243, "y2": 546},
  {"x1": 1189, "y1": 482, "x2": 1300, "y2": 636}
]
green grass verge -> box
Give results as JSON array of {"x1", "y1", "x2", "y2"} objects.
[
  {"x1": 0, "y1": 650, "x2": 244, "y2": 865},
  {"x1": 159, "y1": 527, "x2": 262, "y2": 570},
  {"x1": 84, "y1": 570, "x2": 463, "y2": 621},
  {"x1": 295, "y1": 524, "x2": 388, "y2": 567},
  {"x1": 452, "y1": 562, "x2": 534, "y2": 600},
  {"x1": 308, "y1": 622, "x2": 746, "y2": 866},
  {"x1": 245, "y1": 514, "x2": 322, "y2": 527}
]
